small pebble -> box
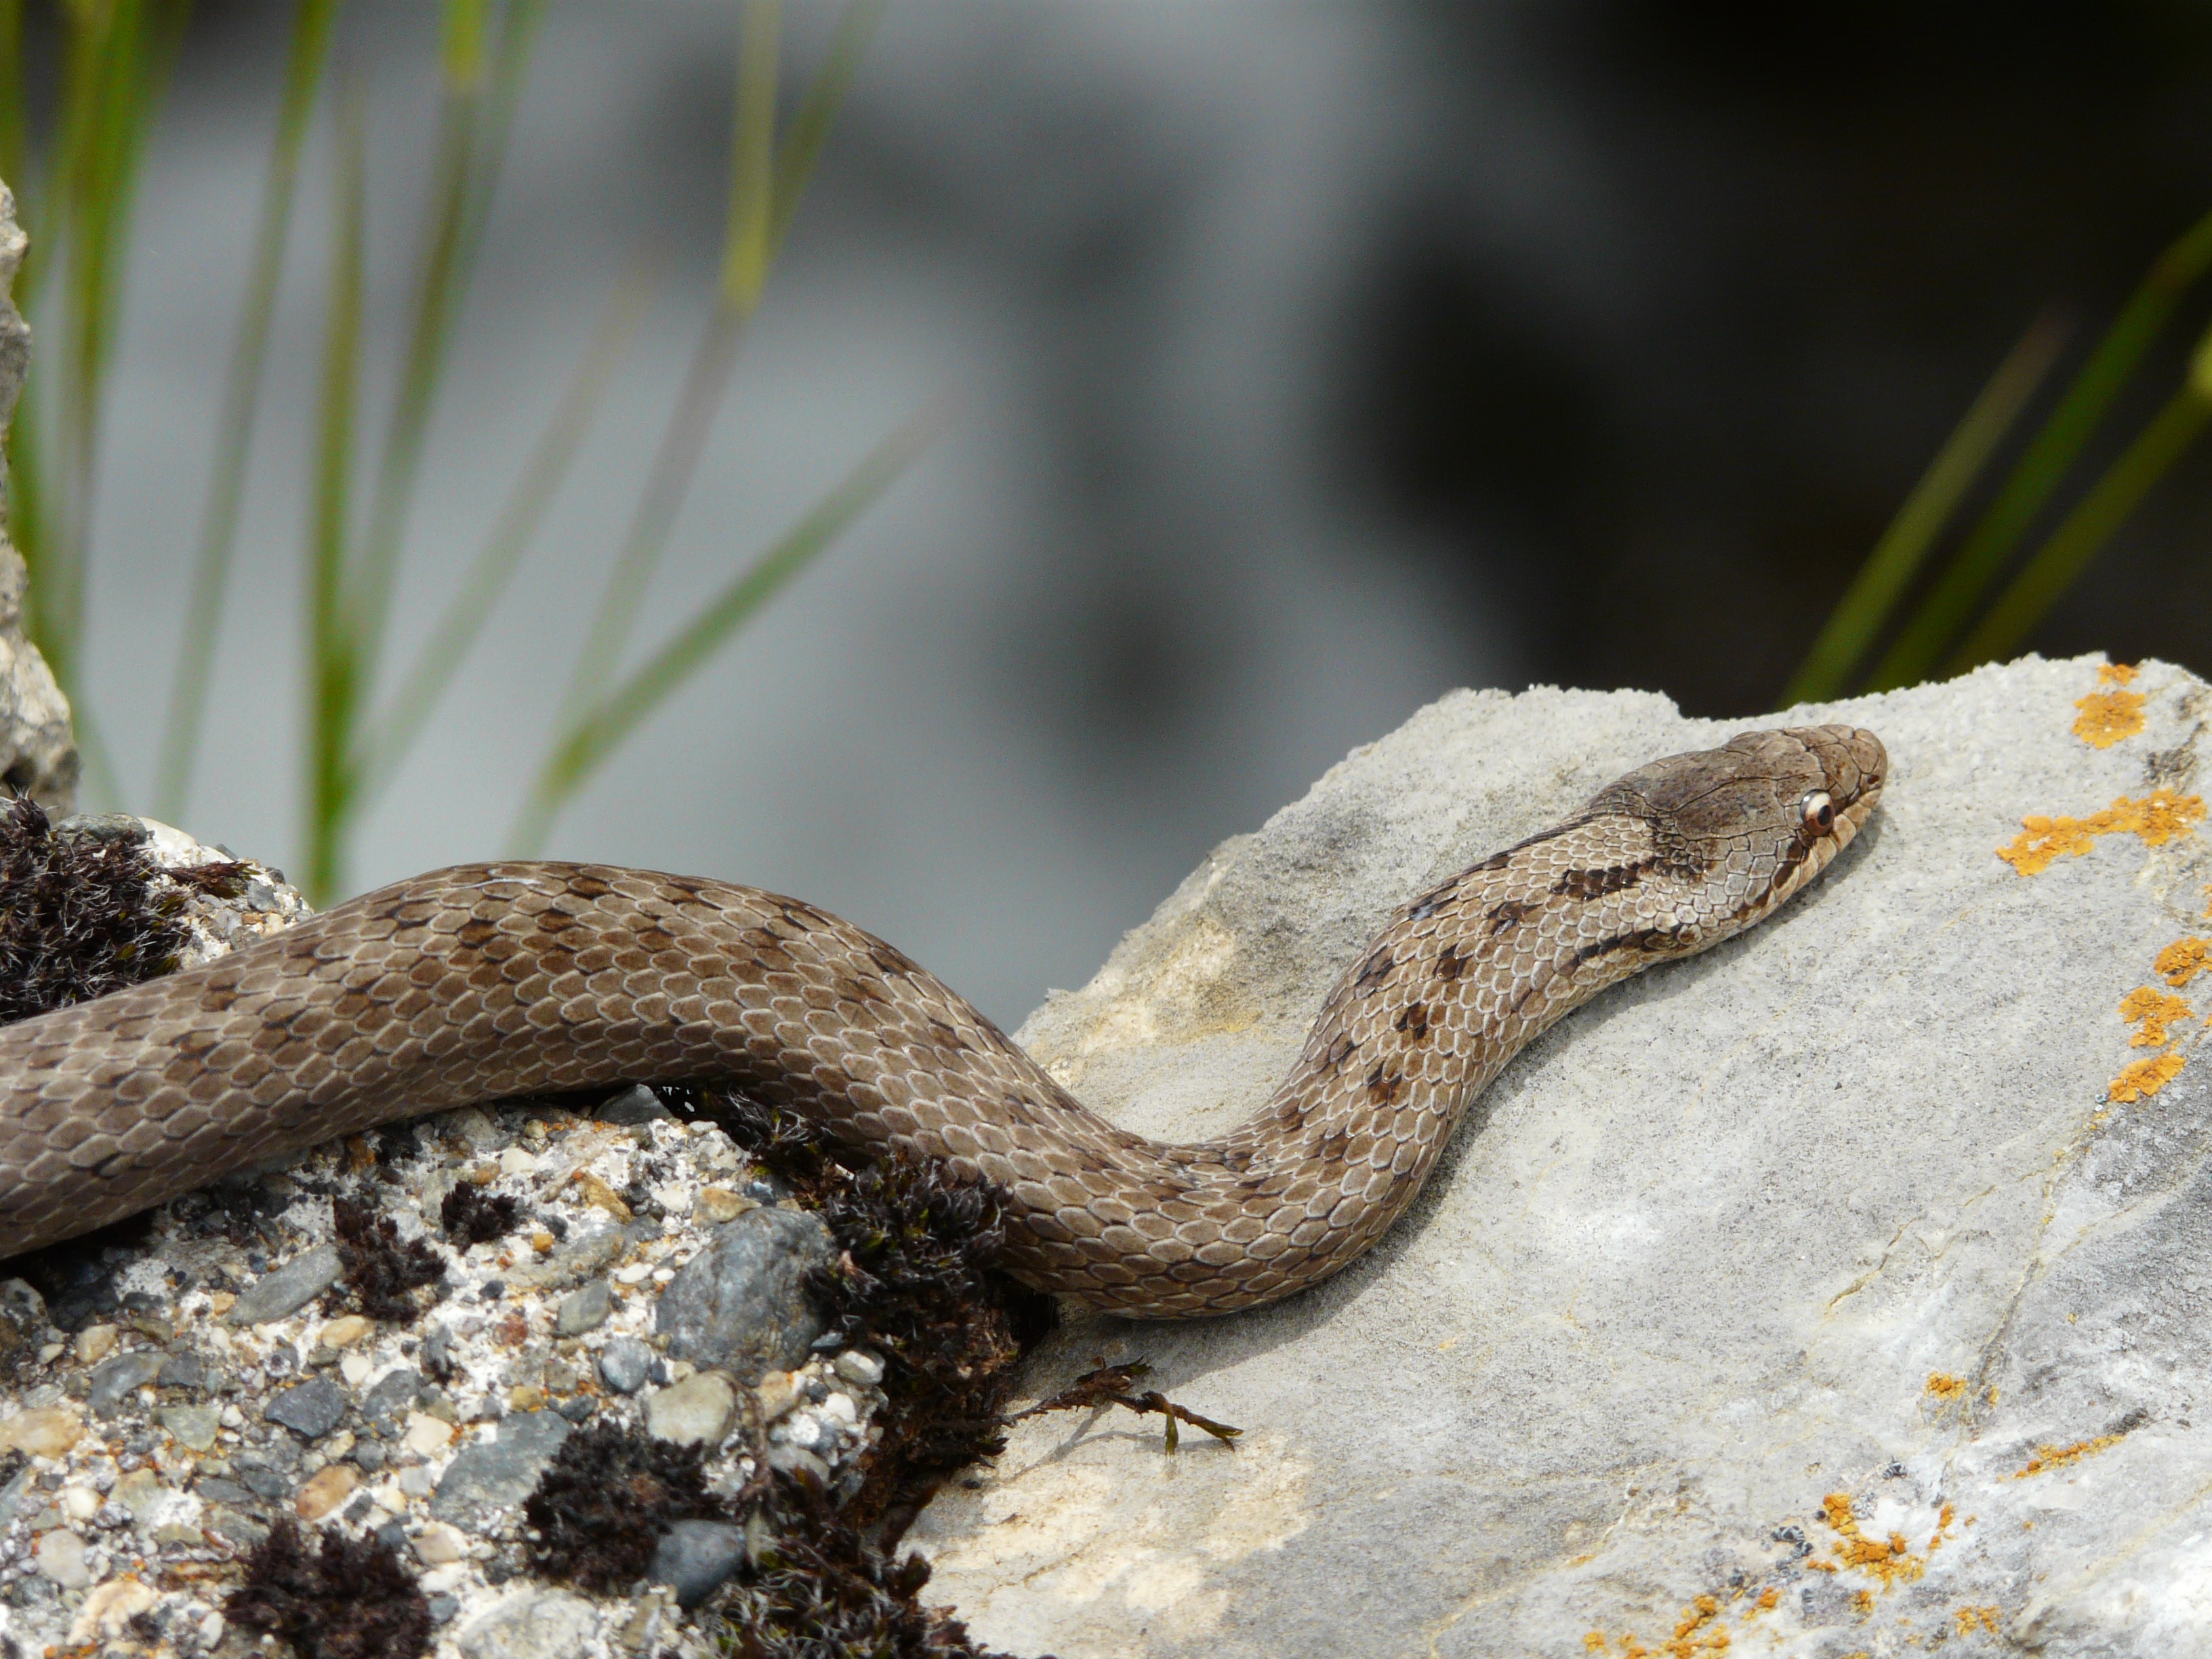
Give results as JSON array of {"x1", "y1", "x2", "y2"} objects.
[
  {"x1": 294, "y1": 1465, "x2": 358, "y2": 1522},
  {"x1": 598, "y1": 1340, "x2": 654, "y2": 1396},
  {"x1": 697, "y1": 1187, "x2": 752, "y2": 1224},
  {"x1": 414, "y1": 1521, "x2": 468, "y2": 1565},
  {"x1": 754, "y1": 1370, "x2": 799, "y2": 1422},
  {"x1": 74, "y1": 1326, "x2": 117, "y2": 1364},
  {"x1": 833, "y1": 1349, "x2": 885, "y2": 1387},
  {"x1": 34, "y1": 1530, "x2": 88, "y2": 1589}
]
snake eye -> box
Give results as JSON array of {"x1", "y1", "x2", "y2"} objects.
[{"x1": 1801, "y1": 790, "x2": 1835, "y2": 834}]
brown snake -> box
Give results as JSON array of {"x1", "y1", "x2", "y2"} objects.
[{"x1": 0, "y1": 724, "x2": 1883, "y2": 1319}]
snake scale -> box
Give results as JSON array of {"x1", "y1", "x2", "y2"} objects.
[{"x1": 0, "y1": 724, "x2": 1883, "y2": 1319}]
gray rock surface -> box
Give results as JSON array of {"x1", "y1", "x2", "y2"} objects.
[
  {"x1": 912, "y1": 657, "x2": 2212, "y2": 1658},
  {"x1": 655, "y1": 1206, "x2": 836, "y2": 1381},
  {"x1": 0, "y1": 180, "x2": 76, "y2": 813}
]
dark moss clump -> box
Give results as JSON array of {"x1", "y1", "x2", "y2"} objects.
[
  {"x1": 0, "y1": 796, "x2": 192, "y2": 1027},
  {"x1": 524, "y1": 1422, "x2": 725, "y2": 1592},
  {"x1": 439, "y1": 1181, "x2": 520, "y2": 1244},
  {"x1": 327, "y1": 1197, "x2": 447, "y2": 1322},
  {"x1": 717, "y1": 1475, "x2": 1027, "y2": 1659},
  {"x1": 807, "y1": 1155, "x2": 1052, "y2": 1536},
  {"x1": 228, "y1": 1519, "x2": 432, "y2": 1659},
  {"x1": 659, "y1": 1085, "x2": 1053, "y2": 1538}
]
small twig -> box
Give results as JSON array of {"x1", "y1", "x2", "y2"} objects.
[{"x1": 1014, "y1": 1359, "x2": 1241, "y2": 1454}]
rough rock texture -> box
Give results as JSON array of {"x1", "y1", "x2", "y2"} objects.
[
  {"x1": 0, "y1": 1092, "x2": 890, "y2": 1657},
  {"x1": 0, "y1": 180, "x2": 77, "y2": 813},
  {"x1": 912, "y1": 655, "x2": 2212, "y2": 1658}
]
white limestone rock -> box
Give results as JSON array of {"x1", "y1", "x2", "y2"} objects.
[
  {"x1": 911, "y1": 654, "x2": 2212, "y2": 1658},
  {"x1": 0, "y1": 179, "x2": 75, "y2": 813}
]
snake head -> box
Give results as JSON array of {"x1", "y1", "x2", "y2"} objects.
[{"x1": 1586, "y1": 723, "x2": 1887, "y2": 944}]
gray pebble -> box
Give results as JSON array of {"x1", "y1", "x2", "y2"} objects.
[
  {"x1": 430, "y1": 1409, "x2": 572, "y2": 1524},
  {"x1": 554, "y1": 1281, "x2": 611, "y2": 1337},
  {"x1": 265, "y1": 1377, "x2": 348, "y2": 1441},
  {"x1": 598, "y1": 1340, "x2": 654, "y2": 1396},
  {"x1": 236, "y1": 1466, "x2": 289, "y2": 1502},
  {"x1": 158, "y1": 1351, "x2": 213, "y2": 1393},
  {"x1": 655, "y1": 1208, "x2": 836, "y2": 1382},
  {"x1": 597, "y1": 1084, "x2": 672, "y2": 1126},
  {"x1": 651, "y1": 1519, "x2": 748, "y2": 1608},
  {"x1": 193, "y1": 1477, "x2": 258, "y2": 1509},
  {"x1": 85, "y1": 1351, "x2": 164, "y2": 1415},
  {"x1": 422, "y1": 1324, "x2": 455, "y2": 1377},
  {"x1": 363, "y1": 1367, "x2": 426, "y2": 1425},
  {"x1": 225, "y1": 1244, "x2": 343, "y2": 1326},
  {"x1": 159, "y1": 1404, "x2": 221, "y2": 1452},
  {"x1": 832, "y1": 1349, "x2": 884, "y2": 1387}
]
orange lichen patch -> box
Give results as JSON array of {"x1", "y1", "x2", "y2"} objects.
[
  {"x1": 2109, "y1": 1050, "x2": 2186, "y2": 1103},
  {"x1": 1926, "y1": 1372, "x2": 1966, "y2": 1401},
  {"x1": 1815, "y1": 1492, "x2": 1957, "y2": 1593},
  {"x1": 1850, "y1": 1589, "x2": 1875, "y2": 1616},
  {"x1": 1957, "y1": 1605, "x2": 2003, "y2": 1634},
  {"x1": 2014, "y1": 1434, "x2": 2125, "y2": 1477},
  {"x1": 2120, "y1": 986, "x2": 2196, "y2": 1046},
  {"x1": 2099, "y1": 662, "x2": 2140, "y2": 685},
  {"x1": 1755, "y1": 1588, "x2": 1778, "y2": 1612},
  {"x1": 2072, "y1": 688, "x2": 2146, "y2": 748},
  {"x1": 1583, "y1": 1594, "x2": 1754, "y2": 1656},
  {"x1": 1998, "y1": 790, "x2": 2207, "y2": 874},
  {"x1": 2156, "y1": 938, "x2": 2212, "y2": 986}
]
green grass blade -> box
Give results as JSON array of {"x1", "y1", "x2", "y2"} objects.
[
  {"x1": 344, "y1": 50, "x2": 480, "y2": 684},
  {"x1": 1782, "y1": 312, "x2": 2065, "y2": 705},
  {"x1": 443, "y1": 0, "x2": 487, "y2": 89},
  {"x1": 1870, "y1": 207, "x2": 2212, "y2": 691},
  {"x1": 155, "y1": 0, "x2": 342, "y2": 822},
  {"x1": 766, "y1": 0, "x2": 883, "y2": 255},
  {"x1": 1945, "y1": 337, "x2": 2212, "y2": 676},
  {"x1": 36, "y1": 0, "x2": 188, "y2": 701},
  {"x1": 559, "y1": 0, "x2": 880, "y2": 731},
  {"x1": 303, "y1": 88, "x2": 367, "y2": 903},
  {"x1": 345, "y1": 0, "x2": 541, "y2": 726},
  {"x1": 720, "y1": 0, "x2": 780, "y2": 316},
  {"x1": 358, "y1": 258, "x2": 653, "y2": 804},
  {"x1": 3, "y1": 392, "x2": 44, "y2": 631},
  {"x1": 556, "y1": 307, "x2": 743, "y2": 729},
  {"x1": 507, "y1": 405, "x2": 947, "y2": 857}
]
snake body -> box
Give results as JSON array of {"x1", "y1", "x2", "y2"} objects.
[{"x1": 0, "y1": 725, "x2": 1883, "y2": 1318}]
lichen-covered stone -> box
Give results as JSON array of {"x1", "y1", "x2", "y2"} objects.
[
  {"x1": 0, "y1": 181, "x2": 75, "y2": 813},
  {"x1": 914, "y1": 657, "x2": 2212, "y2": 1659}
]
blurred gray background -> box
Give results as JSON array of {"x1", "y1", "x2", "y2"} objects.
[{"x1": 39, "y1": 1, "x2": 2212, "y2": 1027}]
